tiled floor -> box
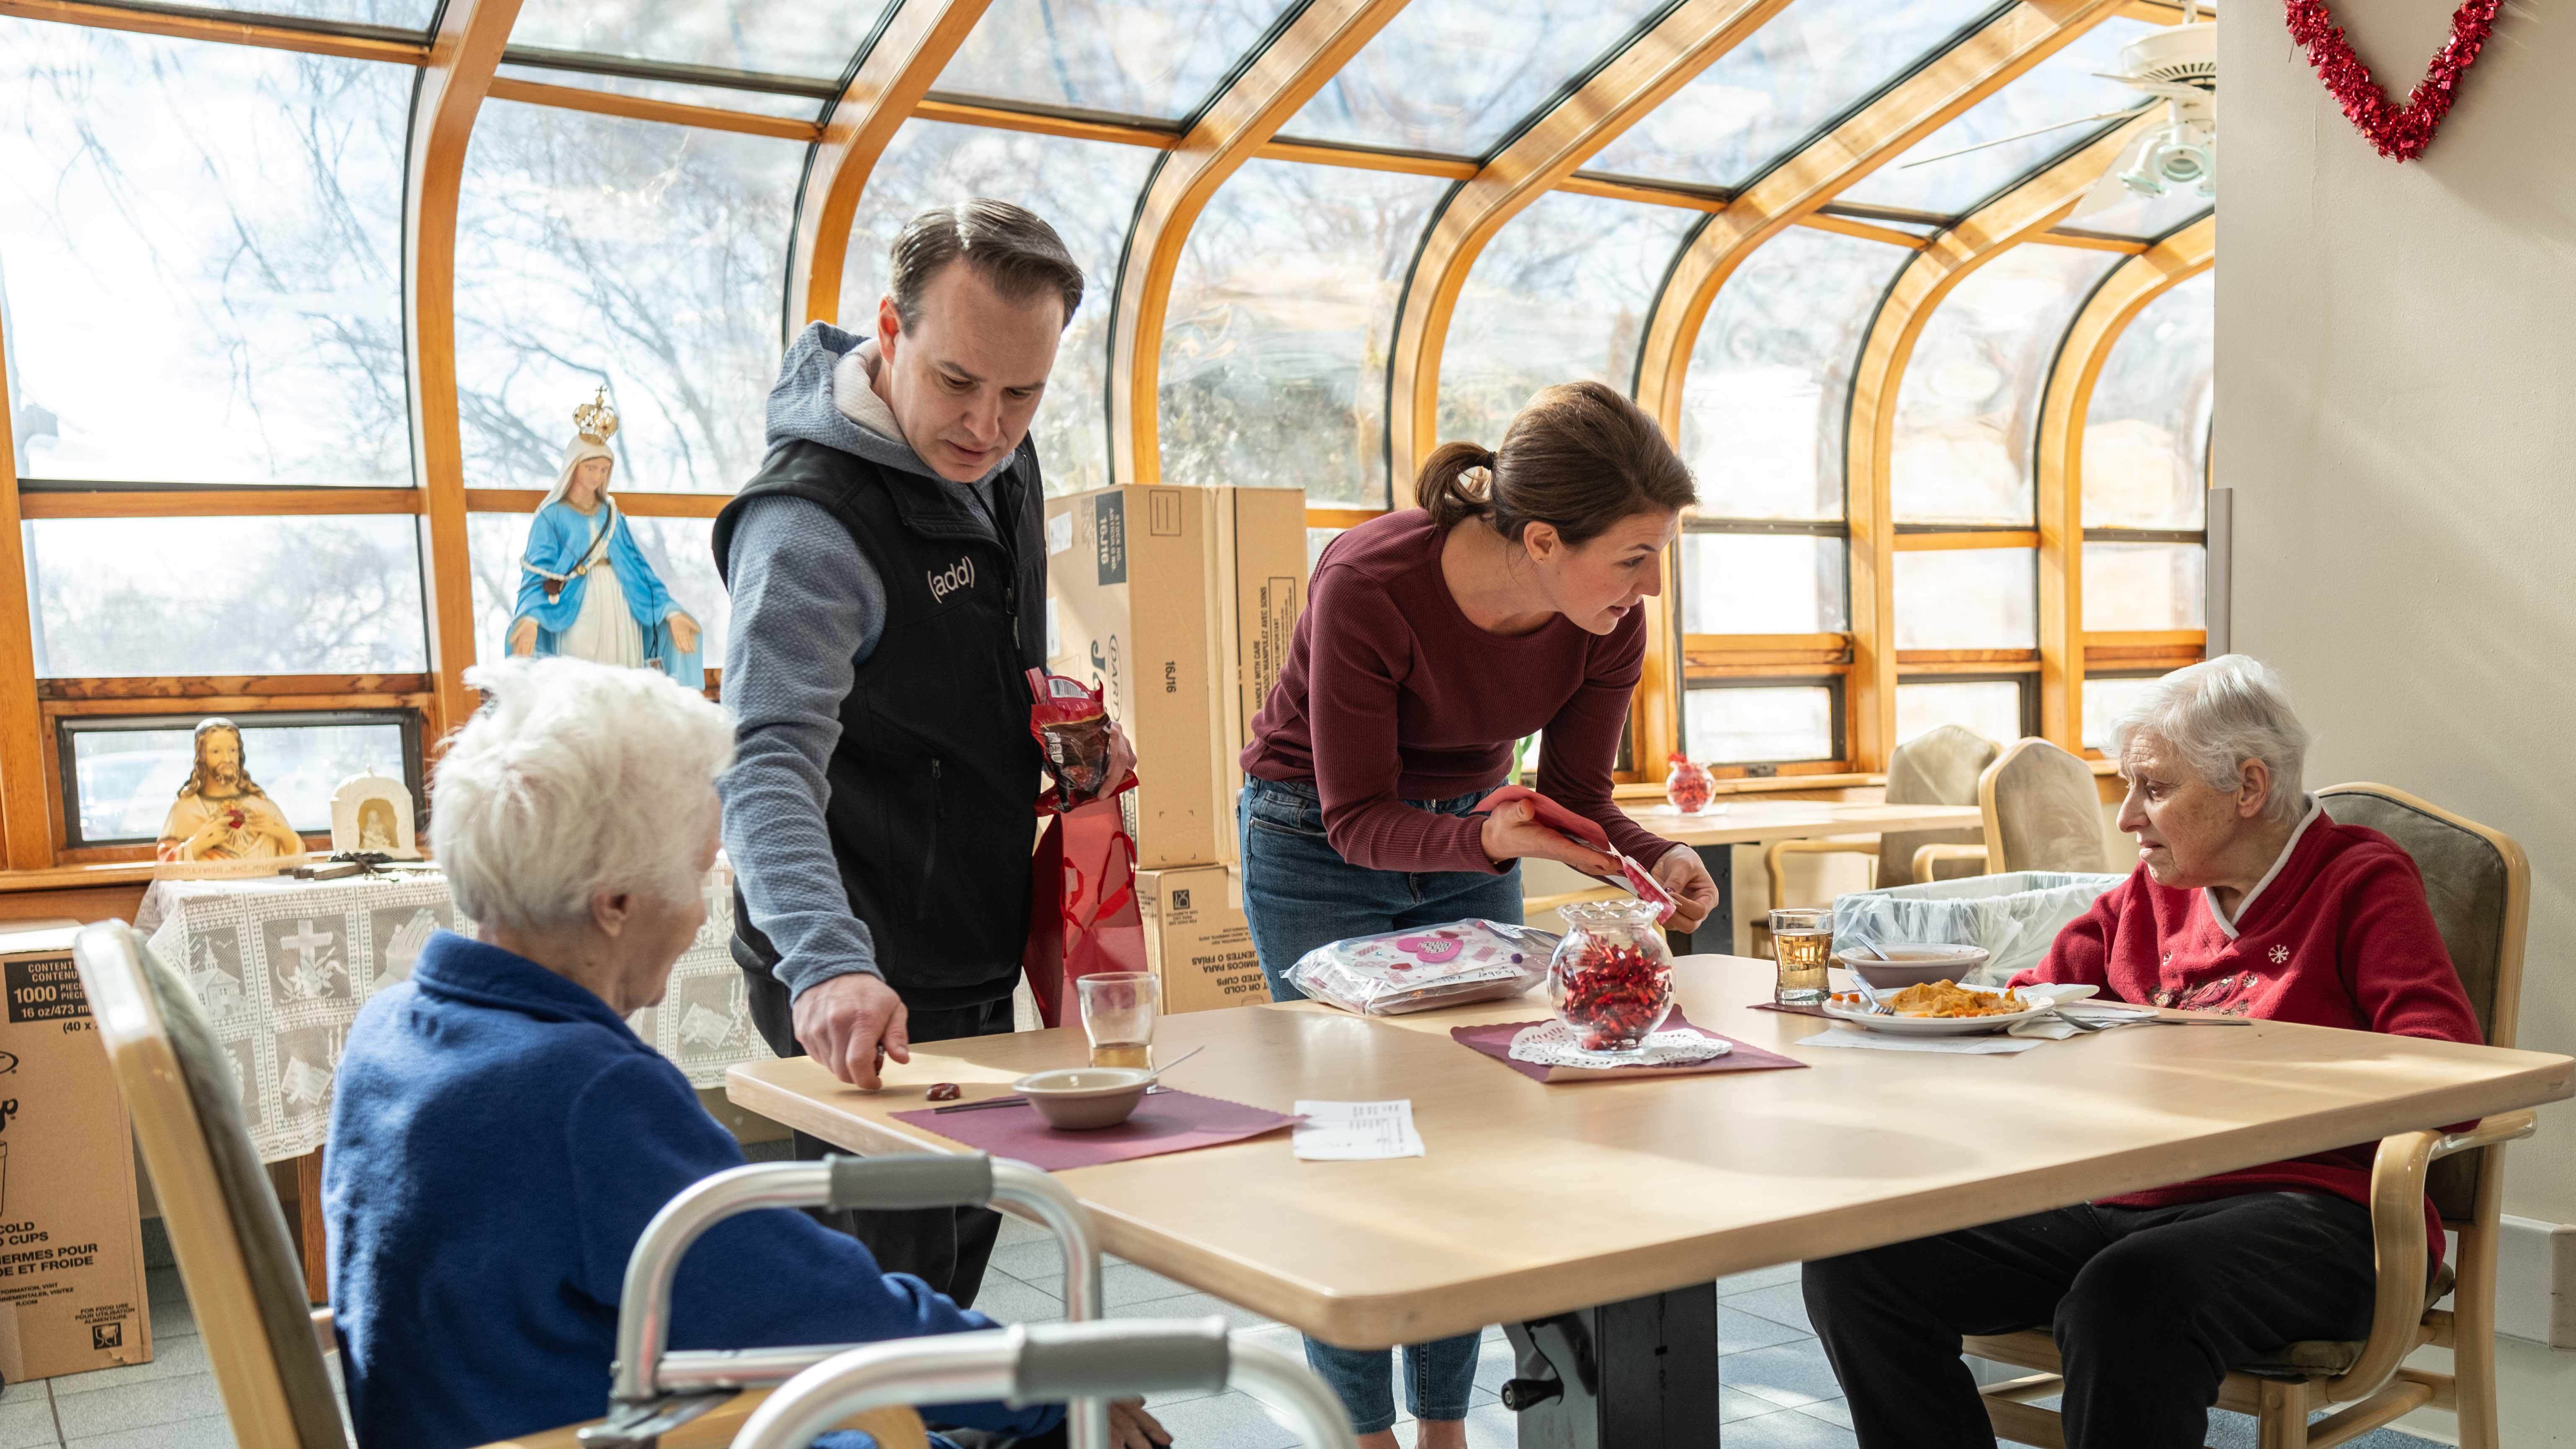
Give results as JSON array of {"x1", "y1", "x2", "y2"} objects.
[{"x1": 0, "y1": 1218, "x2": 2454, "y2": 1449}]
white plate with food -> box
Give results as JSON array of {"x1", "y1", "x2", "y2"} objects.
[{"x1": 1821, "y1": 980, "x2": 2094, "y2": 1035}]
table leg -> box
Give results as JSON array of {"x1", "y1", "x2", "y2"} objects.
[
  {"x1": 1500, "y1": 1283, "x2": 1721, "y2": 1446},
  {"x1": 295, "y1": 1148, "x2": 328, "y2": 1305},
  {"x1": 1662, "y1": 844, "x2": 1732, "y2": 957}
]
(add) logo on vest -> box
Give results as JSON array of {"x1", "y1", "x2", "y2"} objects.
[{"x1": 929, "y1": 554, "x2": 976, "y2": 603}]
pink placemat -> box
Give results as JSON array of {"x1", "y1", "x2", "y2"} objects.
[
  {"x1": 891, "y1": 1088, "x2": 1300, "y2": 1171},
  {"x1": 1450, "y1": 1011, "x2": 1807, "y2": 1083}
]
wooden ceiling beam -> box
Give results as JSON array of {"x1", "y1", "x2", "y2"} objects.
[
  {"x1": 1840, "y1": 110, "x2": 2162, "y2": 771},
  {"x1": 1106, "y1": 0, "x2": 1415, "y2": 487},
  {"x1": 404, "y1": 0, "x2": 524, "y2": 740},
  {"x1": 1382, "y1": 0, "x2": 1798, "y2": 477},
  {"x1": 787, "y1": 0, "x2": 996, "y2": 331},
  {"x1": 2034, "y1": 210, "x2": 2215, "y2": 748},
  {"x1": 0, "y1": 0, "x2": 428, "y2": 63},
  {"x1": 484, "y1": 76, "x2": 823, "y2": 141}
]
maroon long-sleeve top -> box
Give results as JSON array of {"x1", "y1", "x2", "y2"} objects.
[{"x1": 1240, "y1": 510, "x2": 1679, "y2": 876}]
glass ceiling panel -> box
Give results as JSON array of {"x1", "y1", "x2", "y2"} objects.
[
  {"x1": 508, "y1": 0, "x2": 901, "y2": 83},
  {"x1": 1840, "y1": 16, "x2": 2159, "y2": 217},
  {"x1": 1679, "y1": 225, "x2": 1912, "y2": 523},
  {"x1": 1284, "y1": 0, "x2": 1668, "y2": 157},
  {"x1": 1588, "y1": 0, "x2": 1997, "y2": 191},
  {"x1": 1892, "y1": 242, "x2": 2120, "y2": 525},
  {"x1": 1160, "y1": 159, "x2": 1451, "y2": 508},
  {"x1": 836, "y1": 119, "x2": 1158, "y2": 497},
  {"x1": 2084, "y1": 268, "x2": 2212, "y2": 531},
  {"x1": 2062, "y1": 191, "x2": 2207, "y2": 243},
  {"x1": 1437, "y1": 191, "x2": 1699, "y2": 449},
  {"x1": 455, "y1": 101, "x2": 805, "y2": 494},
  {"x1": 491, "y1": 63, "x2": 828, "y2": 121},
  {"x1": 0, "y1": 19, "x2": 409, "y2": 486},
  {"x1": 935, "y1": 0, "x2": 1295, "y2": 120}
]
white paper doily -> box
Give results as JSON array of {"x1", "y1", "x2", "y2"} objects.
[{"x1": 1507, "y1": 1019, "x2": 1732, "y2": 1069}]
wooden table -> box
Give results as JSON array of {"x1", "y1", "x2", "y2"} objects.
[
  {"x1": 1616, "y1": 800, "x2": 1986, "y2": 952},
  {"x1": 729, "y1": 957, "x2": 2569, "y2": 1446}
]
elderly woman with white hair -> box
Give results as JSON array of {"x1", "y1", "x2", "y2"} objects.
[
  {"x1": 323, "y1": 660, "x2": 1161, "y2": 1449},
  {"x1": 1802, "y1": 655, "x2": 2481, "y2": 1449}
]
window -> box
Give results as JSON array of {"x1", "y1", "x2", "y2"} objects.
[
  {"x1": 1896, "y1": 679, "x2": 2026, "y2": 750},
  {"x1": 1161, "y1": 160, "x2": 1451, "y2": 507},
  {"x1": 26, "y1": 517, "x2": 429, "y2": 678},
  {"x1": 1894, "y1": 245, "x2": 2121, "y2": 525},
  {"x1": 468, "y1": 513, "x2": 730, "y2": 672},
  {"x1": 489, "y1": 63, "x2": 831, "y2": 121},
  {"x1": 0, "y1": 21, "x2": 410, "y2": 486},
  {"x1": 455, "y1": 102, "x2": 805, "y2": 495},
  {"x1": 935, "y1": 0, "x2": 1297, "y2": 119},
  {"x1": 2082, "y1": 674, "x2": 2162, "y2": 753},
  {"x1": 1282, "y1": 0, "x2": 1670, "y2": 156},
  {"x1": 2083, "y1": 541, "x2": 2203, "y2": 632},
  {"x1": 2063, "y1": 192, "x2": 2209, "y2": 244},
  {"x1": 1840, "y1": 17, "x2": 2159, "y2": 217},
  {"x1": 61, "y1": 712, "x2": 418, "y2": 849},
  {"x1": 1436, "y1": 191, "x2": 1698, "y2": 449},
  {"x1": 836, "y1": 119, "x2": 1159, "y2": 497},
  {"x1": 2084, "y1": 271, "x2": 2213, "y2": 530},
  {"x1": 506, "y1": 0, "x2": 899, "y2": 80},
  {"x1": 1686, "y1": 683, "x2": 1838, "y2": 766},
  {"x1": 1893, "y1": 549, "x2": 2036, "y2": 650},
  {"x1": 1682, "y1": 536, "x2": 1848, "y2": 635},
  {"x1": 1587, "y1": 0, "x2": 1997, "y2": 190}
]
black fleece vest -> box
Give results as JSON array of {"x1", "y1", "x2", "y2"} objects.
[{"x1": 713, "y1": 437, "x2": 1048, "y2": 1011}]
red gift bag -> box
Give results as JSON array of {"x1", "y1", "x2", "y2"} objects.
[{"x1": 1022, "y1": 670, "x2": 1148, "y2": 1028}]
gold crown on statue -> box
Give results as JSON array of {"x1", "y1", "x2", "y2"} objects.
[{"x1": 573, "y1": 387, "x2": 620, "y2": 445}]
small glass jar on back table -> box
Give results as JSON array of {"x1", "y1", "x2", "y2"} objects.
[
  {"x1": 1769, "y1": 906, "x2": 1832, "y2": 1006},
  {"x1": 1076, "y1": 972, "x2": 1158, "y2": 1068}
]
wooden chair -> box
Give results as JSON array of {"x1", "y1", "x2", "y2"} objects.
[
  {"x1": 69, "y1": 922, "x2": 928, "y2": 1449},
  {"x1": 1963, "y1": 783, "x2": 2537, "y2": 1449},
  {"x1": 1765, "y1": 724, "x2": 2000, "y2": 904}
]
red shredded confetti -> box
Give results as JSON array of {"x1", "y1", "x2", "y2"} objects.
[
  {"x1": 2284, "y1": 0, "x2": 2501, "y2": 162},
  {"x1": 1553, "y1": 936, "x2": 1675, "y2": 1052}
]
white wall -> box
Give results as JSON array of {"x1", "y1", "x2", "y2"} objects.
[{"x1": 2221, "y1": 0, "x2": 2576, "y2": 1222}]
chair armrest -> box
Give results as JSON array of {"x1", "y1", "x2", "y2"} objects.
[
  {"x1": 2326, "y1": 1123, "x2": 2473, "y2": 1402},
  {"x1": 2431, "y1": 1109, "x2": 2537, "y2": 1160},
  {"x1": 1765, "y1": 839, "x2": 1881, "y2": 907},
  {"x1": 1909, "y1": 844, "x2": 1987, "y2": 884},
  {"x1": 311, "y1": 1307, "x2": 337, "y2": 1356}
]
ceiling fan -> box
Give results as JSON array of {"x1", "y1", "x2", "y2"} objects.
[{"x1": 1899, "y1": 3, "x2": 2216, "y2": 218}]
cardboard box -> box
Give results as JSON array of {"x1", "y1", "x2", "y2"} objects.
[
  {"x1": 1136, "y1": 867, "x2": 1266, "y2": 1015},
  {"x1": 0, "y1": 926, "x2": 151, "y2": 1382},
  {"x1": 1046, "y1": 486, "x2": 1307, "y2": 870}
]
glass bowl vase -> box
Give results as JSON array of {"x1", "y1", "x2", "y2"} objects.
[{"x1": 1547, "y1": 899, "x2": 1678, "y2": 1059}]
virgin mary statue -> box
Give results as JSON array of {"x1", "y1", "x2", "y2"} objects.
[{"x1": 506, "y1": 389, "x2": 702, "y2": 687}]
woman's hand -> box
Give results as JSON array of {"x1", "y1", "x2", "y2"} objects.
[
  {"x1": 1479, "y1": 797, "x2": 1618, "y2": 876},
  {"x1": 1652, "y1": 846, "x2": 1719, "y2": 933},
  {"x1": 1109, "y1": 1397, "x2": 1171, "y2": 1449}
]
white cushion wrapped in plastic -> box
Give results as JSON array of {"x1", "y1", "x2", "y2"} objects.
[{"x1": 1832, "y1": 871, "x2": 2126, "y2": 985}]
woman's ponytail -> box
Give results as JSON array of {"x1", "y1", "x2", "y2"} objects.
[{"x1": 1413, "y1": 441, "x2": 1498, "y2": 529}]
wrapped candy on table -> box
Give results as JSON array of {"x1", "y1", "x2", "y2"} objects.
[
  {"x1": 1285, "y1": 920, "x2": 1557, "y2": 1017},
  {"x1": 1548, "y1": 899, "x2": 1676, "y2": 1056}
]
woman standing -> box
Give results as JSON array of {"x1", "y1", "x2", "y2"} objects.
[
  {"x1": 1237, "y1": 380, "x2": 1719, "y2": 1449},
  {"x1": 508, "y1": 390, "x2": 703, "y2": 688}
]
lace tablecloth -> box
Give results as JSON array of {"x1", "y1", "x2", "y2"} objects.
[{"x1": 139, "y1": 866, "x2": 757, "y2": 1162}]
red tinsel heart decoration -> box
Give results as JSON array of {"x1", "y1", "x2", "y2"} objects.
[{"x1": 2284, "y1": 0, "x2": 2501, "y2": 162}]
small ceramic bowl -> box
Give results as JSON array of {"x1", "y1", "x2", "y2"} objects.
[
  {"x1": 1832, "y1": 942, "x2": 1994, "y2": 990},
  {"x1": 1013, "y1": 1067, "x2": 1154, "y2": 1130}
]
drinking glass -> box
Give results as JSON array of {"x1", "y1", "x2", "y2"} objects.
[
  {"x1": 1076, "y1": 972, "x2": 1158, "y2": 1069},
  {"x1": 1769, "y1": 907, "x2": 1832, "y2": 1006}
]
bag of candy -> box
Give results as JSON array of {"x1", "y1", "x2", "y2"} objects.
[
  {"x1": 1026, "y1": 667, "x2": 1117, "y2": 810},
  {"x1": 1285, "y1": 919, "x2": 1558, "y2": 1017}
]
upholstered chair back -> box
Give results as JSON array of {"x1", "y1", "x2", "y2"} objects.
[
  {"x1": 1879, "y1": 725, "x2": 1999, "y2": 884},
  {"x1": 1979, "y1": 739, "x2": 2110, "y2": 875}
]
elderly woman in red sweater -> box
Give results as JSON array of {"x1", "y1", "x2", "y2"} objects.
[{"x1": 1802, "y1": 654, "x2": 2480, "y2": 1449}]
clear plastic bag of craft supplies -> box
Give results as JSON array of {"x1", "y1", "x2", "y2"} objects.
[{"x1": 1284, "y1": 920, "x2": 1557, "y2": 1016}]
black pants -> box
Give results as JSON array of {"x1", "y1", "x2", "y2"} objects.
[
  {"x1": 1801, "y1": 1191, "x2": 2380, "y2": 1449},
  {"x1": 745, "y1": 967, "x2": 1011, "y2": 1309}
]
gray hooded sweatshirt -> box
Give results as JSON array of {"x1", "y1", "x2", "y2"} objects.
[{"x1": 718, "y1": 322, "x2": 1020, "y2": 1002}]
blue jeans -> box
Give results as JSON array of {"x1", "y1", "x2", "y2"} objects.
[{"x1": 1236, "y1": 776, "x2": 1514, "y2": 1434}]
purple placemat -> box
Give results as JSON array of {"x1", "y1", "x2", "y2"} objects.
[
  {"x1": 1450, "y1": 1011, "x2": 1807, "y2": 1083},
  {"x1": 891, "y1": 1088, "x2": 1300, "y2": 1171}
]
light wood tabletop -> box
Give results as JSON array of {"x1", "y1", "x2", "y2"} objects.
[
  {"x1": 726, "y1": 956, "x2": 2571, "y2": 1350},
  {"x1": 1619, "y1": 799, "x2": 1984, "y2": 848}
]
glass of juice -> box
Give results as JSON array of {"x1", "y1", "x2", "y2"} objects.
[
  {"x1": 1076, "y1": 972, "x2": 1159, "y2": 1069},
  {"x1": 1768, "y1": 907, "x2": 1832, "y2": 1006}
]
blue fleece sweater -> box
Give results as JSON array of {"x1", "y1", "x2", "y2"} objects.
[{"x1": 322, "y1": 931, "x2": 1056, "y2": 1449}]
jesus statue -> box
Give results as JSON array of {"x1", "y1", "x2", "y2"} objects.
[{"x1": 157, "y1": 718, "x2": 306, "y2": 861}]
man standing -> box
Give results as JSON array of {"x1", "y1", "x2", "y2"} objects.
[{"x1": 713, "y1": 201, "x2": 1108, "y2": 1309}]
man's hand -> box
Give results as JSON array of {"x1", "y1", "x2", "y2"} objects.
[
  {"x1": 1108, "y1": 1398, "x2": 1170, "y2": 1449},
  {"x1": 1479, "y1": 797, "x2": 1618, "y2": 877},
  {"x1": 1652, "y1": 846, "x2": 1720, "y2": 934},
  {"x1": 791, "y1": 972, "x2": 909, "y2": 1089}
]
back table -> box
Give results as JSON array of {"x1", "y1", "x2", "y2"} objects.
[{"x1": 728, "y1": 956, "x2": 2571, "y2": 1446}]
